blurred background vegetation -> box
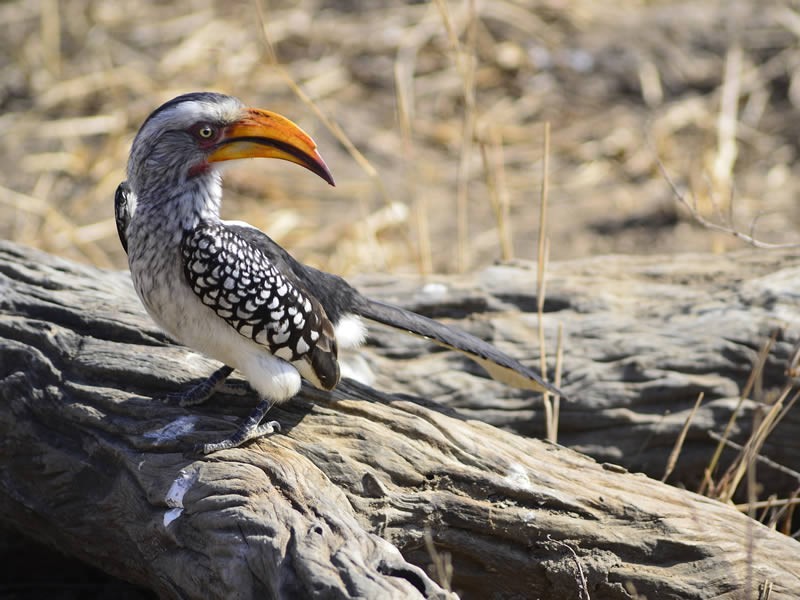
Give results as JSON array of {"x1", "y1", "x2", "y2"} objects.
[{"x1": 4, "y1": 0, "x2": 800, "y2": 278}]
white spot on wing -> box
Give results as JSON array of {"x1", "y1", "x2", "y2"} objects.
[{"x1": 272, "y1": 330, "x2": 290, "y2": 344}]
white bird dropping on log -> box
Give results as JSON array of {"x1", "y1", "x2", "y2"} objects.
[
  {"x1": 144, "y1": 415, "x2": 198, "y2": 442},
  {"x1": 163, "y1": 468, "x2": 198, "y2": 527}
]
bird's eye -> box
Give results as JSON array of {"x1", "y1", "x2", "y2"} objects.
[{"x1": 197, "y1": 125, "x2": 215, "y2": 139}]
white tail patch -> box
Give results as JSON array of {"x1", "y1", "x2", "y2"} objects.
[{"x1": 334, "y1": 314, "x2": 367, "y2": 349}]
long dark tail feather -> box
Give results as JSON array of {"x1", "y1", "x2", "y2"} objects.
[{"x1": 352, "y1": 297, "x2": 565, "y2": 398}]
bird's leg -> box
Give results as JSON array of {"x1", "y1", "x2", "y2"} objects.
[
  {"x1": 163, "y1": 365, "x2": 235, "y2": 407},
  {"x1": 201, "y1": 397, "x2": 280, "y2": 454}
]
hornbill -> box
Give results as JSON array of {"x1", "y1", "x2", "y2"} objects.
[{"x1": 118, "y1": 92, "x2": 563, "y2": 454}]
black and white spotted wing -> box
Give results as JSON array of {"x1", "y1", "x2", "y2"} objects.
[{"x1": 181, "y1": 221, "x2": 339, "y2": 389}]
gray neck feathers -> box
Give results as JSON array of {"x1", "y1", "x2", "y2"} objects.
[{"x1": 132, "y1": 171, "x2": 222, "y2": 233}]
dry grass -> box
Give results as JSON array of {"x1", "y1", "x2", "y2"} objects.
[
  {"x1": 546, "y1": 535, "x2": 590, "y2": 600},
  {"x1": 666, "y1": 331, "x2": 800, "y2": 539},
  {"x1": 423, "y1": 528, "x2": 453, "y2": 592},
  {"x1": 536, "y1": 120, "x2": 557, "y2": 441},
  {"x1": 661, "y1": 392, "x2": 704, "y2": 484},
  {"x1": 4, "y1": 0, "x2": 800, "y2": 275}
]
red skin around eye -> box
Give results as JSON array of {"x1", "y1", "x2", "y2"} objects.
[{"x1": 188, "y1": 162, "x2": 211, "y2": 177}]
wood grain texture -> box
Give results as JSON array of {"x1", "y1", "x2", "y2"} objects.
[
  {"x1": 2, "y1": 240, "x2": 800, "y2": 599},
  {"x1": 357, "y1": 251, "x2": 800, "y2": 493}
]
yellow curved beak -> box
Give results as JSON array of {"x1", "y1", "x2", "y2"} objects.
[{"x1": 208, "y1": 108, "x2": 334, "y2": 186}]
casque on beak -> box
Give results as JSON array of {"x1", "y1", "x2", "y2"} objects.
[{"x1": 208, "y1": 108, "x2": 335, "y2": 186}]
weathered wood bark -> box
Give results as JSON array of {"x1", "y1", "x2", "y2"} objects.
[
  {"x1": 357, "y1": 251, "x2": 800, "y2": 494},
  {"x1": 2, "y1": 240, "x2": 800, "y2": 599}
]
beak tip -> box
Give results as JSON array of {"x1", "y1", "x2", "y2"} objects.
[{"x1": 316, "y1": 159, "x2": 335, "y2": 187}]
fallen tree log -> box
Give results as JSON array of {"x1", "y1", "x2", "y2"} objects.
[
  {"x1": 1, "y1": 240, "x2": 799, "y2": 599},
  {"x1": 356, "y1": 250, "x2": 800, "y2": 494}
]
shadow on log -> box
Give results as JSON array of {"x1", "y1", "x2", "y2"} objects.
[{"x1": 2, "y1": 240, "x2": 800, "y2": 599}]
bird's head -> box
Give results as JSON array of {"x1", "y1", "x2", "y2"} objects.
[{"x1": 127, "y1": 92, "x2": 334, "y2": 200}]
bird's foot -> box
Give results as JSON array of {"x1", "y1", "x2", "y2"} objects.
[
  {"x1": 199, "y1": 397, "x2": 279, "y2": 454},
  {"x1": 162, "y1": 365, "x2": 234, "y2": 407},
  {"x1": 200, "y1": 420, "x2": 281, "y2": 454}
]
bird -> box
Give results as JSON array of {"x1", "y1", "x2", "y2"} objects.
[{"x1": 119, "y1": 91, "x2": 564, "y2": 454}]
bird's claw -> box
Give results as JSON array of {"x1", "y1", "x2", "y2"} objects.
[{"x1": 199, "y1": 419, "x2": 282, "y2": 455}]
